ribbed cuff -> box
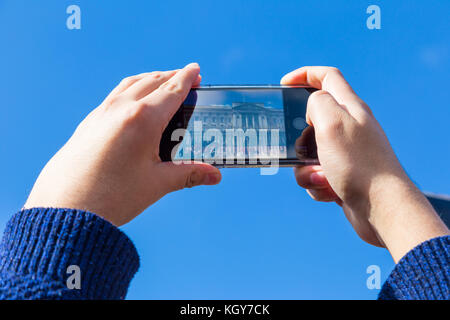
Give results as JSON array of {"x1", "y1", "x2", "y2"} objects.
[
  {"x1": 0, "y1": 208, "x2": 139, "y2": 299},
  {"x1": 379, "y1": 235, "x2": 450, "y2": 300}
]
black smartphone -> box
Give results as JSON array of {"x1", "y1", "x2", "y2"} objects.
[{"x1": 159, "y1": 85, "x2": 319, "y2": 167}]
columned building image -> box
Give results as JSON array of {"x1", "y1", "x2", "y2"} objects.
[{"x1": 178, "y1": 102, "x2": 287, "y2": 160}]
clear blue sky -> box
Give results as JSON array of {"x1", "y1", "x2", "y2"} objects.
[{"x1": 0, "y1": 0, "x2": 449, "y2": 299}]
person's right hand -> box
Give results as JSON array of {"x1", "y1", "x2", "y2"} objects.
[
  {"x1": 282, "y1": 66, "x2": 449, "y2": 262},
  {"x1": 24, "y1": 63, "x2": 221, "y2": 227}
]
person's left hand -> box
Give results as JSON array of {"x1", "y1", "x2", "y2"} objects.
[{"x1": 24, "y1": 63, "x2": 222, "y2": 226}]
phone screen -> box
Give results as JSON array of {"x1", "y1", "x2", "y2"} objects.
[{"x1": 159, "y1": 86, "x2": 318, "y2": 166}]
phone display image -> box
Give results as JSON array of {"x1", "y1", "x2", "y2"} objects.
[{"x1": 160, "y1": 86, "x2": 318, "y2": 167}]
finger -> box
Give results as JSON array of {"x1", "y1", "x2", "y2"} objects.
[
  {"x1": 104, "y1": 72, "x2": 154, "y2": 103},
  {"x1": 306, "y1": 90, "x2": 352, "y2": 137},
  {"x1": 158, "y1": 161, "x2": 222, "y2": 192},
  {"x1": 281, "y1": 66, "x2": 359, "y2": 105},
  {"x1": 294, "y1": 126, "x2": 317, "y2": 159},
  {"x1": 306, "y1": 188, "x2": 340, "y2": 203},
  {"x1": 294, "y1": 165, "x2": 330, "y2": 189},
  {"x1": 193, "y1": 74, "x2": 202, "y2": 87},
  {"x1": 281, "y1": 66, "x2": 372, "y2": 118},
  {"x1": 141, "y1": 63, "x2": 200, "y2": 126},
  {"x1": 123, "y1": 70, "x2": 179, "y2": 100}
]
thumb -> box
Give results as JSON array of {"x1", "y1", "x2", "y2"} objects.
[
  {"x1": 306, "y1": 90, "x2": 350, "y2": 132},
  {"x1": 158, "y1": 161, "x2": 222, "y2": 192}
]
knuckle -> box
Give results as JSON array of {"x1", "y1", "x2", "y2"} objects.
[
  {"x1": 309, "y1": 89, "x2": 329, "y2": 102},
  {"x1": 295, "y1": 175, "x2": 305, "y2": 188},
  {"x1": 307, "y1": 189, "x2": 336, "y2": 202},
  {"x1": 108, "y1": 94, "x2": 126, "y2": 106},
  {"x1": 149, "y1": 71, "x2": 162, "y2": 80},
  {"x1": 295, "y1": 172, "x2": 310, "y2": 188},
  {"x1": 121, "y1": 103, "x2": 146, "y2": 127},
  {"x1": 321, "y1": 118, "x2": 345, "y2": 137},
  {"x1": 184, "y1": 170, "x2": 201, "y2": 189},
  {"x1": 357, "y1": 112, "x2": 373, "y2": 127},
  {"x1": 160, "y1": 81, "x2": 184, "y2": 97},
  {"x1": 361, "y1": 103, "x2": 375, "y2": 118},
  {"x1": 328, "y1": 66, "x2": 343, "y2": 76},
  {"x1": 170, "y1": 179, "x2": 184, "y2": 192},
  {"x1": 308, "y1": 90, "x2": 329, "y2": 108},
  {"x1": 307, "y1": 189, "x2": 320, "y2": 201},
  {"x1": 120, "y1": 76, "x2": 136, "y2": 86},
  {"x1": 185, "y1": 176, "x2": 195, "y2": 189}
]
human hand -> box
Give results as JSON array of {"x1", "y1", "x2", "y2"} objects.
[
  {"x1": 282, "y1": 66, "x2": 449, "y2": 262},
  {"x1": 24, "y1": 63, "x2": 222, "y2": 226}
]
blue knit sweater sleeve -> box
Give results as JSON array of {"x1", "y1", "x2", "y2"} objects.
[
  {"x1": 0, "y1": 208, "x2": 139, "y2": 300},
  {"x1": 0, "y1": 208, "x2": 448, "y2": 300},
  {"x1": 378, "y1": 235, "x2": 450, "y2": 300}
]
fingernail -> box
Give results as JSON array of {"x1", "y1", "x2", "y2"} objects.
[
  {"x1": 280, "y1": 73, "x2": 292, "y2": 84},
  {"x1": 295, "y1": 145, "x2": 307, "y2": 152},
  {"x1": 185, "y1": 62, "x2": 200, "y2": 69},
  {"x1": 203, "y1": 172, "x2": 220, "y2": 185},
  {"x1": 310, "y1": 171, "x2": 327, "y2": 186}
]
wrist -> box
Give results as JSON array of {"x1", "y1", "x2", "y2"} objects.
[{"x1": 366, "y1": 175, "x2": 449, "y2": 262}]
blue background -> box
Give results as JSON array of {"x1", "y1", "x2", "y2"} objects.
[{"x1": 0, "y1": 0, "x2": 449, "y2": 299}]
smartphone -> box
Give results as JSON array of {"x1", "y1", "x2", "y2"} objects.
[{"x1": 159, "y1": 85, "x2": 319, "y2": 167}]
